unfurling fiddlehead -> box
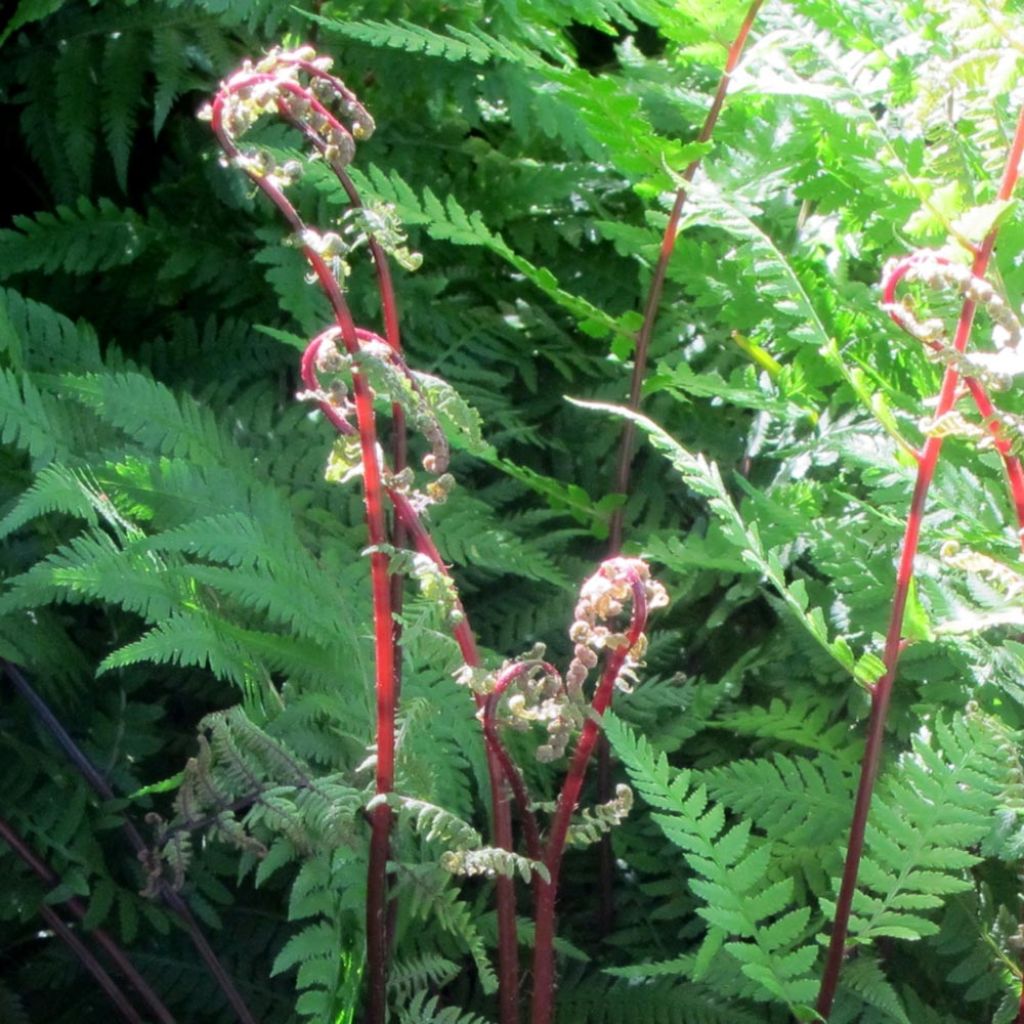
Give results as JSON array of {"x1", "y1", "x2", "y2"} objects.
[{"x1": 209, "y1": 49, "x2": 667, "y2": 1024}]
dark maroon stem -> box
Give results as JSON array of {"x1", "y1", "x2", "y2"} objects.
[
  {"x1": 531, "y1": 569, "x2": 648, "y2": 1024},
  {"x1": 35, "y1": 896, "x2": 144, "y2": 1022},
  {"x1": 814, "y1": 104, "x2": 1024, "y2": 1021},
  {"x1": 3, "y1": 661, "x2": 256, "y2": 1024},
  {"x1": 0, "y1": 816, "x2": 176, "y2": 1023}
]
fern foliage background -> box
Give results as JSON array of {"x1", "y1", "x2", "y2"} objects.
[{"x1": 3, "y1": 0, "x2": 1024, "y2": 1022}]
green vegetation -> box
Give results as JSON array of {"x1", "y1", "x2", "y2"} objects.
[{"x1": 3, "y1": 2, "x2": 1024, "y2": 1022}]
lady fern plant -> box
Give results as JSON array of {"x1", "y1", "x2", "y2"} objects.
[{"x1": 6, "y1": 2, "x2": 1024, "y2": 1024}]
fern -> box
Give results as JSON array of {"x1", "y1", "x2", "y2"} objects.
[
  {"x1": 605, "y1": 712, "x2": 820, "y2": 1015},
  {"x1": 397, "y1": 991, "x2": 495, "y2": 1024},
  {"x1": 315, "y1": 16, "x2": 545, "y2": 69},
  {"x1": 831, "y1": 714, "x2": 1007, "y2": 947}
]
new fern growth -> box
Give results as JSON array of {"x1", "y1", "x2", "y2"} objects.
[
  {"x1": 208, "y1": 48, "x2": 666, "y2": 1024},
  {"x1": 817, "y1": 108, "x2": 1024, "y2": 1020}
]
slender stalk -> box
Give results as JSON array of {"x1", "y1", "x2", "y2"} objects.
[
  {"x1": 531, "y1": 566, "x2": 650, "y2": 1024},
  {"x1": 210, "y1": 61, "x2": 399, "y2": 1023},
  {"x1": 3, "y1": 661, "x2": 258, "y2": 1024},
  {"x1": 0, "y1": 816, "x2": 176, "y2": 1024},
  {"x1": 814, "y1": 103, "x2": 1024, "y2": 1021},
  {"x1": 597, "y1": 0, "x2": 766, "y2": 933},
  {"x1": 607, "y1": 0, "x2": 766, "y2": 554},
  {"x1": 390, "y1": 489, "x2": 522, "y2": 1024},
  {"x1": 35, "y1": 897, "x2": 144, "y2": 1023},
  {"x1": 299, "y1": 334, "x2": 522, "y2": 1021}
]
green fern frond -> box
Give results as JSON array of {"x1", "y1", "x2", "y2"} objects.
[
  {"x1": 54, "y1": 36, "x2": 99, "y2": 192},
  {"x1": 387, "y1": 952, "x2": 460, "y2": 1002},
  {"x1": 345, "y1": 164, "x2": 619, "y2": 337},
  {"x1": 429, "y1": 491, "x2": 571, "y2": 587},
  {"x1": 100, "y1": 30, "x2": 148, "y2": 190},
  {"x1": 0, "y1": 463, "x2": 98, "y2": 539},
  {"x1": 709, "y1": 697, "x2": 860, "y2": 760},
  {"x1": 399, "y1": 865, "x2": 498, "y2": 996},
  {"x1": 99, "y1": 612, "x2": 264, "y2": 693},
  {"x1": 831, "y1": 714, "x2": 1006, "y2": 946},
  {"x1": 0, "y1": 369, "x2": 72, "y2": 462},
  {"x1": 1, "y1": 287, "x2": 103, "y2": 372},
  {"x1": 58, "y1": 370, "x2": 234, "y2": 465},
  {"x1": 0, "y1": 528, "x2": 181, "y2": 620},
  {"x1": 316, "y1": 16, "x2": 545, "y2": 69},
  {"x1": 605, "y1": 712, "x2": 819, "y2": 1013},
  {"x1": 397, "y1": 991, "x2": 494, "y2": 1024},
  {"x1": 557, "y1": 975, "x2": 766, "y2": 1024},
  {"x1": 0, "y1": 198, "x2": 150, "y2": 277},
  {"x1": 703, "y1": 753, "x2": 855, "y2": 850}
]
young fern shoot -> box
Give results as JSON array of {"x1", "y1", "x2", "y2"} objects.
[
  {"x1": 208, "y1": 45, "x2": 668, "y2": 1024},
  {"x1": 815, "y1": 104, "x2": 1024, "y2": 1021},
  {"x1": 207, "y1": 51, "x2": 407, "y2": 1024}
]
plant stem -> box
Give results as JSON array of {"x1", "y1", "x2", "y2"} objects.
[
  {"x1": 210, "y1": 69, "x2": 400, "y2": 1023},
  {"x1": 607, "y1": 0, "x2": 765, "y2": 555},
  {"x1": 389, "y1": 490, "x2": 522, "y2": 1024},
  {"x1": 814, "y1": 103, "x2": 1024, "y2": 1022},
  {"x1": 531, "y1": 567, "x2": 648, "y2": 1024},
  {"x1": 0, "y1": 815, "x2": 177, "y2": 1023},
  {"x1": 597, "y1": 0, "x2": 765, "y2": 934},
  {"x1": 35, "y1": 894, "x2": 144, "y2": 1022},
  {"x1": 3, "y1": 661, "x2": 256, "y2": 1023}
]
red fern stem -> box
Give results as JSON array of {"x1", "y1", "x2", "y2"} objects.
[
  {"x1": 210, "y1": 59, "x2": 396, "y2": 1024},
  {"x1": 531, "y1": 562, "x2": 650, "y2": 1024},
  {"x1": 814, "y1": 103, "x2": 1024, "y2": 1021}
]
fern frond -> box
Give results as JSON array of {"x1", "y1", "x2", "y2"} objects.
[
  {"x1": 0, "y1": 369, "x2": 72, "y2": 462},
  {"x1": 605, "y1": 713, "x2": 819, "y2": 1013},
  {"x1": 100, "y1": 30, "x2": 148, "y2": 190},
  {"x1": 399, "y1": 865, "x2": 498, "y2": 996},
  {"x1": 0, "y1": 198, "x2": 150, "y2": 277},
  {"x1": 387, "y1": 953, "x2": 460, "y2": 1002},
  {"x1": 58, "y1": 370, "x2": 234, "y2": 465},
  {"x1": 317, "y1": 16, "x2": 545, "y2": 69},
  {"x1": 557, "y1": 975, "x2": 765, "y2": 1024},
  {"x1": 380, "y1": 794, "x2": 481, "y2": 851},
  {"x1": 397, "y1": 991, "x2": 494, "y2": 1024},
  {"x1": 0, "y1": 463, "x2": 98, "y2": 539},
  {"x1": 99, "y1": 612, "x2": 262, "y2": 693},
  {"x1": 1, "y1": 287, "x2": 103, "y2": 372},
  {"x1": 831, "y1": 713, "x2": 1006, "y2": 946},
  {"x1": 54, "y1": 36, "x2": 99, "y2": 192},
  {"x1": 0, "y1": 528, "x2": 181, "y2": 620}
]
